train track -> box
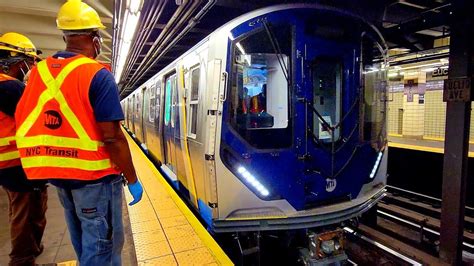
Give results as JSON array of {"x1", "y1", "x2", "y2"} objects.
[
  {"x1": 343, "y1": 226, "x2": 426, "y2": 265},
  {"x1": 356, "y1": 185, "x2": 474, "y2": 264}
]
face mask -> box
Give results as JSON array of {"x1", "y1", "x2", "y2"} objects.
[{"x1": 19, "y1": 60, "x2": 31, "y2": 81}]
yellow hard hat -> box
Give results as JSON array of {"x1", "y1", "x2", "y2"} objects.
[
  {"x1": 56, "y1": 0, "x2": 105, "y2": 30},
  {"x1": 0, "y1": 32, "x2": 39, "y2": 59}
]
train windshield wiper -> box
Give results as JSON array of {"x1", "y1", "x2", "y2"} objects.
[{"x1": 262, "y1": 20, "x2": 289, "y2": 84}]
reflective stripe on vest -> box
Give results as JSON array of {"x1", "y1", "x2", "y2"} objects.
[
  {"x1": 0, "y1": 74, "x2": 21, "y2": 168},
  {"x1": 16, "y1": 57, "x2": 111, "y2": 171}
]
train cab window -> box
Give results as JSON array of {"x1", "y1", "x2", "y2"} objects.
[
  {"x1": 188, "y1": 66, "x2": 200, "y2": 138},
  {"x1": 229, "y1": 25, "x2": 292, "y2": 149},
  {"x1": 361, "y1": 36, "x2": 387, "y2": 151},
  {"x1": 148, "y1": 84, "x2": 156, "y2": 123},
  {"x1": 312, "y1": 58, "x2": 342, "y2": 142}
]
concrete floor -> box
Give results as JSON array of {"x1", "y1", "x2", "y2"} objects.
[{"x1": 0, "y1": 186, "x2": 137, "y2": 265}]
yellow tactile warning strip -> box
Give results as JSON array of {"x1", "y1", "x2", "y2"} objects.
[
  {"x1": 56, "y1": 261, "x2": 77, "y2": 266},
  {"x1": 123, "y1": 128, "x2": 233, "y2": 265},
  {"x1": 389, "y1": 134, "x2": 474, "y2": 145},
  {"x1": 388, "y1": 141, "x2": 474, "y2": 158}
]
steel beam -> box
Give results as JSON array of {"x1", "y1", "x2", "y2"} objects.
[{"x1": 439, "y1": 0, "x2": 473, "y2": 264}]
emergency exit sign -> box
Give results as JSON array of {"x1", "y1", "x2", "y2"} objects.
[{"x1": 443, "y1": 77, "x2": 471, "y2": 102}]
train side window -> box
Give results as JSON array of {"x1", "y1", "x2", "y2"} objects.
[
  {"x1": 155, "y1": 79, "x2": 161, "y2": 124},
  {"x1": 164, "y1": 73, "x2": 176, "y2": 126},
  {"x1": 149, "y1": 84, "x2": 156, "y2": 123},
  {"x1": 188, "y1": 66, "x2": 200, "y2": 138}
]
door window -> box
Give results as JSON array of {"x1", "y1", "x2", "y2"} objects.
[
  {"x1": 164, "y1": 74, "x2": 176, "y2": 126},
  {"x1": 312, "y1": 58, "x2": 342, "y2": 142},
  {"x1": 188, "y1": 66, "x2": 200, "y2": 138}
]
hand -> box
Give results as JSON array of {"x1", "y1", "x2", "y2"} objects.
[{"x1": 128, "y1": 180, "x2": 143, "y2": 206}]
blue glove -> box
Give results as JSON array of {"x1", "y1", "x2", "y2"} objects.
[{"x1": 128, "y1": 180, "x2": 143, "y2": 206}]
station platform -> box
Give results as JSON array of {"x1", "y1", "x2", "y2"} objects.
[
  {"x1": 388, "y1": 135, "x2": 474, "y2": 157},
  {"x1": 0, "y1": 130, "x2": 232, "y2": 265}
]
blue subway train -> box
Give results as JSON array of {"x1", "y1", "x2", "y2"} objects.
[{"x1": 121, "y1": 3, "x2": 388, "y2": 259}]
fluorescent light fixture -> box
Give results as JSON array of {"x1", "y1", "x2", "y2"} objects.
[
  {"x1": 114, "y1": 3, "x2": 142, "y2": 83},
  {"x1": 236, "y1": 166, "x2": 270, "y2": 197},
  {"x1": 400, "y1": 62, "x2": 443, "y2": 70},
  {"x1": 369, "y1": 152, "x2": 383, "y2": 179},
  {"x1": 127, "y1": 0, "x2": 142, "y2": 13},
  {"x1": 387, "y1": 72, "x2": 401, "y2": 77}
]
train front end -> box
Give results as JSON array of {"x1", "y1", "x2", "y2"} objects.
[{"x1": 212, "y1": 5, "x2": 388, "y2": 232}]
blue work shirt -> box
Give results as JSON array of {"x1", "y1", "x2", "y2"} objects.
[{"x1": 49, "y1": 51, "x2": 124, "y2": 189}]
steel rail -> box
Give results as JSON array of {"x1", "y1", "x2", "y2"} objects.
[{"x1": 344, "y1": 226, "x2": 423, "y2": 265}]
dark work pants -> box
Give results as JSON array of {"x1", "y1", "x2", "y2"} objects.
[{"x1": 4, "y1": 186, "x2": 48, "y2": 266}]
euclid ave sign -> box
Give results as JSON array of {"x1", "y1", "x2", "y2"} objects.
[{"x1": 443, "y1": 77, "x2": 472, "y2": 102}]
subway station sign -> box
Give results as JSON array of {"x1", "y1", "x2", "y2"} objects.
[{"x1": 443, "y1": 77, "x2": 471, "y2": 102}]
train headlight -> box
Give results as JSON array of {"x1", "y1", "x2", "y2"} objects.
[
  {"x1": 369, "y1": 151, "x2": 383, "y2": 179},
  {"x1": 236, "y1": 166, "x2": 270, "y2": 197}
]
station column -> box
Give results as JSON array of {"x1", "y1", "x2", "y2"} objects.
[{"x1": 439, "y1": 0, "x2": 474, "y2": 264}]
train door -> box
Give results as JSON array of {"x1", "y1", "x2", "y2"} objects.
[
  {"x1": 140, "y1": 87, "x2": 147, "y2": 145},
  {"x1": 127, "y1": 97, "x2": 132, "y2": 129},
  {"x1": 162, "y1": 72, "x2": 178, "y2": 179},
  {"x1": 131, "y1": 93, "x2": 137, "y2": 133},
  {"x1": 295, "y1": 21, "x2": 361, "y2": 197}
]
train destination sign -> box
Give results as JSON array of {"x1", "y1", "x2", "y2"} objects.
[{"x1": 443, "y1": 77, "x2": 471, "y2": 102}]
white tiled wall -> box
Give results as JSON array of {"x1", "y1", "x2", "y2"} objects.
[
  {"x1": 387, "y1": 82, "x2": 474, "y2": 142},
  {"x1": 387, "y1": 92, "x2": 403, "y2": 135},
  {"x1": 424, "y1": 90, "x2": 446, "y2": 139},
  {"x1": 402, "y1": 94, "x2": 425, "y2": 137}
]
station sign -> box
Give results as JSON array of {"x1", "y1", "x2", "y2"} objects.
[
  {"x1": 432, "y1": 67, "x2": 449, "y2": 77},
  {"x1": 443, "y1": 77, "x2": 471, "y2": 102}
]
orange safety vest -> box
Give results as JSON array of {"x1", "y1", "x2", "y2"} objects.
[
  {"x1": 15, "y1": 54, "x2": 120, "y2": 180},
  {"x1": 0, "y1": 73, "x2": 22, "y2": 169}
]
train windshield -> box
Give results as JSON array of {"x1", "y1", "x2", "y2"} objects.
[
  {"x1": 229, "y1": 25, "x2": 292, "y2": 149},
  {"x1": 362, "y1": 36, "x2": 388, "y2": 151}
]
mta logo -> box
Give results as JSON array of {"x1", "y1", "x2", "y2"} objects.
[
  {"x1": 44, "y1": 110, "x2": 62, "y2": 130},
  {"x1": 326, "y1": 178, "x2": 337, "y2": 192}
]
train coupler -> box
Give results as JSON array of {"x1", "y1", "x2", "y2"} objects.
[{"x1": 299, "y1": 228, "x2": 347, "y2": 265}]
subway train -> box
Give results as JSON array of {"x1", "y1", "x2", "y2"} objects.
[{"x1": 121, "y1": 3, "x2": 388, "y2": 259}]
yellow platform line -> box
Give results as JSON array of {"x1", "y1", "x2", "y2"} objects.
[
  {"x1": 423, "y1": 136, "x2": 474, "y2": 145},
  {"x1": 388, "y1": 133, "x2": 403, "y2": 138},
  {"x1": 56, "y1": 261, "x2": 77, "y2": 266},
  {"x1": 388, "y1": 141, "x2": 474, "y2": 158},
  {"x1": 123, "y1": 128, "x2": 234, "y2": 265}
]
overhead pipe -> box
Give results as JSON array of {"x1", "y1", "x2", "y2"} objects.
[
  {"x1": 125, "y1": 0, "x2": 197, "y2": 88},
  {"x1": 120, "y1": 0, "x2": 192, "y2": 95},
  {"x1": 121, "y1": 1, "x2": 166, "y2": 84},
  {"x1": 121, "y1": 1, "x2": 162, "y2": 79},
  {"x1": 126, "y1": 0, "x2": 205, "y2": 89},
  {"x1": 121, "y1": 0, "x2": 191, "y2": 95},
  {"x1": 149, "y1": 0, "x2": 216, "y2": 71}
]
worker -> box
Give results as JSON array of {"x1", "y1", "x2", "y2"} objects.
[
  {"x1": 14, "y1": 0, "x2": 143, "y2": 265},
  {"x1": 0, "y1": 32, "x2": 47, "y2": 266}
]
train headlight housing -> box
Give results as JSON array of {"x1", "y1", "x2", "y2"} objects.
[
  {"x1": 237, "y1": 166, "x2": 270, "y2": 197},
  {"x1": 369, "y1": 151, "x2": 383, "y2": 179}
]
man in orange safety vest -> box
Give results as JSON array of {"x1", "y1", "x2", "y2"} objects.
[{"x1": 15, "y1": 1, "x2": 143, "y2": 265}]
